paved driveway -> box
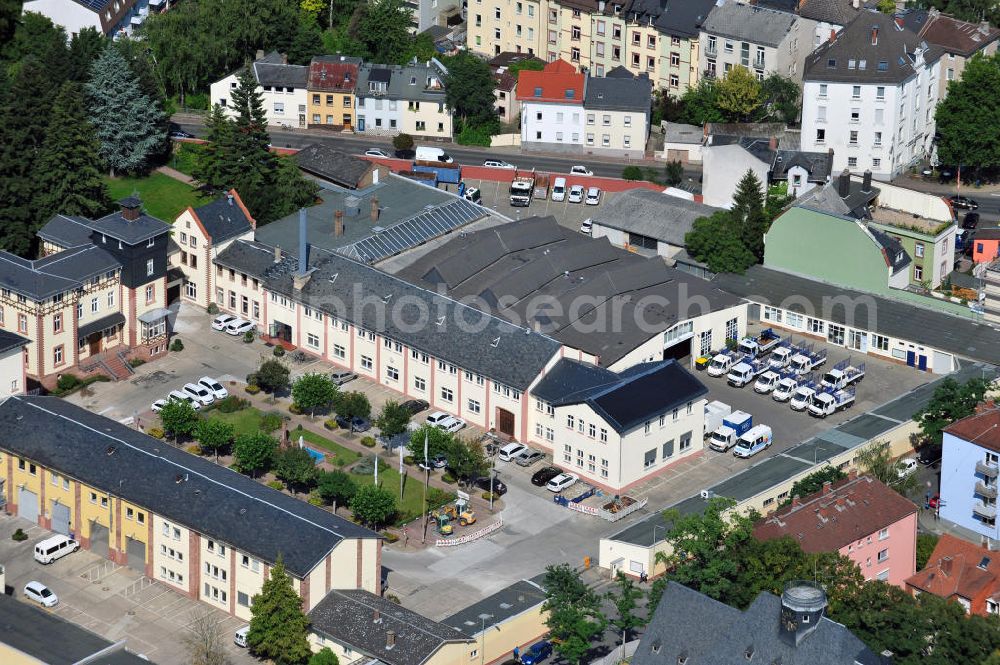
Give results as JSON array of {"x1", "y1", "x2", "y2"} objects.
[{"x1": 0, "y1": 515, "x2": 254, "y2": 665}]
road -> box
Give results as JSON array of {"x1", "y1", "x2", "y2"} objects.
[{"x1": 171, "y1": 116, "x2": 702, "y2": 184}]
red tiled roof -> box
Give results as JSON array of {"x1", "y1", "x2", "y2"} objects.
[
  {"x1": 943, "y1": 406, "x2": 1000, "y2": 453},
  {"x1": 753, "y1": 475, "x2": 917, "y2": 553},
  {"x1": 516, "y1": 59, "x2": 584, "y2": 104},
  {"x1": 309, "y1": 61, "x2": 359, "y2": 92},
  {"x1": 905, "y1": 534, "x2": 1000, "y2": 606}
]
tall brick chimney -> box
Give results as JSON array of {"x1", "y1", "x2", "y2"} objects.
[
  {"x1": 822, "y1": 480, "x2": 832, "y2": 495},
  {"x1": 334, "y1": 210, "x2": 344, "y2": 237},
  {"x1": 119, "y1": 197, "x2": 142, "y2": 222},
  {"x1": 370, "y1": 196, "x2": 380, "y2": 222}
]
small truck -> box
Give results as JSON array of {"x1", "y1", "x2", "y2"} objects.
[
  {"x1": 789, "y1": 380, "x2": 819, "y2": 411},
  {"x1": 768, "y1": 342, "x2": 796, "y2": 370},
  {"x1": 821, "y1": 359, "x2": 866, "y2": 390},
  {"x1": 703, "y1": 401, "x2": 732, "y2": 436},
  {"x1": 727, "y1": 359, "x2": 767, "y2": 388},
  {"x1": 808, "y1": 387, "x2": 856, "y2": 417},
  {"x1": 709, "y1": 411, "x2": 753, "y2": 452},
  {"x1": 509, "y1": 170, "x2": 536, "y2": 206},
  {"x1": 707, "y1": 351, "x2": 743, "y2": 378},
  {"x1": 772, "y1": 372, "x2": 811, "y2": 402},
  {"x1": 737, "y1": 328, "x2": 782, "y2": 358},
  {"x1": 753, "y1": 370, "x2": 782, "y2": 394},
  {"x1": 790, "y1": 347, "x2": 827, "y2": 375}
]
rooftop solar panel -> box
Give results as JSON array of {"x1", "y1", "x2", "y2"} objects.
[{"x1": 338, "y1": 199, "x2": 485, "y2": 264}]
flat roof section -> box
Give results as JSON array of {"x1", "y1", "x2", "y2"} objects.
[{"x1": 440, "y1": 579, "x2": 547, "y2": 635}]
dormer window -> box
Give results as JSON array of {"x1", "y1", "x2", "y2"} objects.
[
  {"x1": 147, "y1": 237, "x2": 155, "y2": 248},
  {"x1": 565, "y1": 89, "x2": 575, "y2": 99},
  {"x1": 534, "y1": 86, "x2": 542, "y2": 96},
  {"x1": 878, "y1": 60, "x2": 889, "y2": 70},
  {"x1": 827, "y1": 58, "x2": 836, "y2": 68}
]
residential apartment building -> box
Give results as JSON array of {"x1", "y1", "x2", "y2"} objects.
[
  {"x1": 22, "y1": 0, "x2": 160, "y2": 39},
  {"x1": 906, "y1": 534, "x2": 1000, "y2": 616},
  {"x1": 211, "y1": 51, "x2": 309, "y2": 127},
  {"x1": 582, "y1": 68, "x2": 651, "y2": 158},
  {"x1": 901, "y1": 7, "x2": 1000, "y2": 100},
  {"x1": 307, "y1": 55, "x2": 362, "y2": 129},
  {"x1": 519, "y1": 59, "x2": 586, "y2": 151},
  {"x1": 355, "y1": 60, "x2": 452, "y2": 138},
  {"x1": 754, "y1": 474, "x2": 918, "y2": 587},
  {"x1": 531, "y1": 359, "x2": 707, "y2": 491},
  {"x1": 169, "y1": 191, "x2": 256, "y2": 311},
  {"x1": 699, "y1": 0, "x2": 815, "y2": 81},
  {"x1": 0, "y1": 395, "x2": 382, "y2": 621},
  {"x1": 799, "y1": 0, "x2": 860, "y2": 48},
  {"x1": 939, "y1": 404, "x2": 1000, "y2": 541},
  {"x1": 6, "y1": 197, "x2": 170, "y2": 387},
  {"x1": 467, "y1": 0, "x2": 715, "y2": 95},
  {"x1": 801, "y1": 10, "x2": 941, "y2": 179}
]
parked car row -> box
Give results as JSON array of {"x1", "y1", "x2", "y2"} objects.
[
  {"x1": 426, "y1": 410, "x2": 466, "y2": 433},
  {"x1": 151, "y1": 376, "x2": 228, "y2": 412},
  {"x1": 211, "y1": 313, "x2": 255, "y2": 336}
]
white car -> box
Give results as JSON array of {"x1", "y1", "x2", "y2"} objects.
[
  {"x1": 24, "y1": 581, "x2": 58, "y2": 607},
  {"x1": 579, "y1": 218, "x2": 592, "y2": 235},
  {"x1": 183, "y1": 382, "x2": 215, "y2": 406},
  {"x1": 151, "y1": 398, "x2": 167, "y2": 413},
  {"x1": 484, "y1": 159, "x2": 516, "y2": 169},
  {"x1": 198, "y1": 376, "x2": 229, "y2": 400},
  {"x1": 897, "y1": 457, "x2": 919, "y2": 479},
  {"x1": 585, "y1": 187, "x2": 602, "y2": 205},
  {"x1": 211, "y1": 313, "x2": 236, "y2": 331},
  {"x1": 365, "y1": 148, "x2": 391, "y2": 158},
  {"x1": 426, "y1": 411, "x2": 452, "y2": 427},
  {"x1": 168, "y1": 390, "x2": 201, "y2": 410},
  {"x1": 567, "y1": 185, "x2": 585, "y2": 203},
  {"x1": 570, "y1": 165, "x2": 593, "y2": 176},
  {"x1": 225, "y1": 319, "x2": 254, "y2": 336},
  {"x1": 546, "y1": 472, "x2": 579, "y2": 493},
  {"x1": 441, "y1": 417, "x2": 467, "y2": 433}
]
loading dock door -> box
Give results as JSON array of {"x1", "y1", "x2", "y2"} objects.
[
  {"x1": 126, "y1": 537, "x2": 146, "y2": 572},
  {"x1": 90, "y1": 521, "x2": 110, "y2": 559},
  {"x1": 51, "y1": 502, "x2": 70, "y2": 535},
  {"x1": 18, "y1": 488, "x2": 38, "y2": 523}
]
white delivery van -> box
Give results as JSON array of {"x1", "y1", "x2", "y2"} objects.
[
  {"x1": 416, "y1": 146, "x2": 454, "y2": 163},
  {"x1": 34, "y1": 534, "x2": 80, "y2": 564},
  {"x1": 732, "y1": 425, "x2": 773, "y2": 459},
  {"x1": 235, "y1": 625, "x2": 250, "y2": 648},
  {"x1": 551, "y1": 177, "x2": 567, "y2": 201}
]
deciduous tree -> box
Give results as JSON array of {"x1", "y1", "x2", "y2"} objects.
[
  {"x1": 607, "y1": 571, "x2": 644, "y2": 642},
  {"x1": 248, "y1": 557, "x2": 312, "y2": 665},
  {"x1": 233, "y1": 432, "x2": 277, "y2": 477},
  {"x1": 309, "y1": 648, "x2": 339, "y2": 665},
  {"x1": 34, "y1": 82, "x2": 111, "y2": 221},
  {"x1": 684, "y1": 212, "x2": 756, "y2": 274},
  {"x1": 273, "y1": 446, "x2": 319, "y2": 493},
  {"x1": 781, "y1": 466, "x2": 846, "y2": 506},
  {"x1": 316, "y1": 470, "x2": 357, "y2": 508},
  {"x1": 678, "y1": 78, "x2": 725, "y2": 125},
  {"x1": 255, "y1": 359, "x2": 291, "y2": 395},
  {"x1": 292, "y1": 373, "x2": 337, "y2": 416},
  {"x1": 542, "y1": 564, "x2": 606, "y2": 665},
  {"x1": 350, "y1": 484, "x2": 396, "y2": 529},
  {"x1": 195, "y1": 418, "x2": 235, "y2": 462},
  {"x1": 356, "y1": 0, "x2": 412, "y2": 64},
  {"x1": 86, "y1": 47, "x2": 165, "y2": 176},
  {"x1": 936, "y1": 54, "x2": 1000, "y2": 174},
  {"x1": 757, "y1": 73, "x2": 799, "y2": 124},
  {"x1": 159, "y1": 400, "x2": 200, "y2": 442},
  {"x1": 715, "y1": 66, "x2": 761, "y2": 121},
  {"x1": 184, "y1": 610, "x2": 231, "y2": 665},
  {"x1": 444, "y1": 438, "x2": 488, "y2": 484},
  {"x1": 334, "y1": 391, "x2": 371, "y2": 432},
  {"x1": 854, "y1": 441, "x2": 919, "y2": 496},
  {"x1": 915, "y1": 376, "x2": 989, "y2": 444},
  {"x1": 375, "y1": 401, "x2": 411, "y2": 439},
  {"x1": 444, "y1": 52, "x2": 497, "y2": 127},
  {"x1": 409, "y1": 425, "x2": 453, "y2": 463}
]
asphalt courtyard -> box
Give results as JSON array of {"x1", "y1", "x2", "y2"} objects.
[{"x1": 0, "y1": 515, "x2": 254, "y2": 665}]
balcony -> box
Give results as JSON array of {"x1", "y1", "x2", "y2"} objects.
[
  {"x1": 977, "y1": 481, "x2": 999, "y2": 499},
  {"x1": 705, "y1": 45, "x2": 717, "y2": 57},
  {"x1": 973, "y1": 501, "x2": 997, "y2": 520},
  {"x1": 977, "y1": 460, "x2": 999, "y2": 478},
  {"x1": 754, "y1": 58, "x2": 765, "y2": 69}
]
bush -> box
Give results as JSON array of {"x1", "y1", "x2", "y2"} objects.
[
  {"x1": 186, "y1": 444, "x2": 202, "y2": 454},
  {"x1": 289, "y1": 403, "x2": 303, "y2": 415},
  {"x1": 456, "y1": 120, "x2": 500, "y2": 147},
  {"x1": 182, "y1": 91, "x2": 209, "y2": 110},
  {"x1": 207, "y1": 303, "x2": 219, "y2": 315},
  {"x1": 170, "y1": 339, "x2": 184, "y2": 352},
  {"x1": 324, "y1": 419, "x2": 339, "y2": 430},
  {"x1": 361, "y1": 436, "x2": 376, "y2": 448},
  {"x1": 482, "y1": 492, "x2": 496, "y2": 501},
  {"x1": 622, "y1": 165, "x2": 644, "y2": 181},
  {"x1": 245, "y1": 384, "x2": 261, "y2": 395},
  {"x1": 216, "y1": 395, "x2": 249, "y2": 413},
  {"x1": 307, "y1": 492, "x2": 324, "y2": 506},
  {"x1": 442, "y1": 472, "x2": 457, "y2": 484},
  {"x1": 147, "y1": 427, "x2": 165, "y2": 439},
  {"x1": 385, "y1": 593, "x2": 401, "y2": 604},
  {"x1": 261, "y1": 411, "x2": 284, "y2": 433},
  {"x1": 266, "y1": 480, "x2": 284, "y2": 491},
  {"x1": 56, "y1": 374, "x2": 80, "y2": 391},
  {"x1": 382, "y1": 531, "x2": 399, "y2": 543},
  {"x1": 128, "y1": 358, "x2": 146, "y2": 368},
  {"x1": 403, "y1": 455, "x2": 415, "y2": 466},
  {"x1": 12, "y1": 528, "x2": 28, "y2": 542},
  {"x1": 243, "y1": 330, "x2": 255, "y2": 343},
  {"x1": 272, "y1": 345, "x2": 285, "y2": 357}
]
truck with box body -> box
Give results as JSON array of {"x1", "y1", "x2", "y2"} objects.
[
  {"x1": 704, "y1": 401, "x2": 732, "y2": 435},
  {"x1": 510, "y1": 170, "x2": 536, "y2": 206},
  {"x1": 709, "y1": 411, "x2": 753, "y2": 452}
]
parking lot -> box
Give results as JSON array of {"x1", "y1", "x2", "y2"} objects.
[
  {"x1": 460, "y1": 178, "x2": 616, "y2": 231},
  {"x1": 0, "y1": 515, "x2": 254, "y2": 665}
]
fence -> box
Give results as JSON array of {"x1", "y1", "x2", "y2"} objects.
[
  {"x1": 435, "y1": 514, "x2": 503, "y2": 547},
  {"x1": 589, "y1": 640, "x2": 640, "y2": 665}
]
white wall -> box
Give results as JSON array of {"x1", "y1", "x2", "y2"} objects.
[
  {"x1": 702, "y1": 144, "x2": 771, "y2": 209},
  {"x1": 210, "y1": 73, "x2": 308, "y2": 127},
  {"x1": 23, "y1": 0, "x2": 101, "y2": 37},
  {"x1": 521, "y1": 101, "x2": 585, "y2": 146},
  {"x1": 0, "y1": 346, "x2": 24, "y2": 397}
]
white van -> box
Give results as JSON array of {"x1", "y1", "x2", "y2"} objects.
[
  {"x1": 416, "y1": 146, "x2": 454, "y2": 163},
  {"x1": 498, "y1": 442, "x2": 527, "y2": 462},
  {"x1": 34, "y1": 534, "x2": 79, "y2": 564},
  {"x1": 551, "y1": 177, "x2": 567, "y2": 201},
  {"x1": 733, "y1": 425, "x2": 773, "y2": 459},
  {"x1": 235, "y1": 625, "x2": 250, "y2": 648}
]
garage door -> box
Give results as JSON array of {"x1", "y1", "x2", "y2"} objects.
[
  {"x1": 89, "y1": 522, "x2": 109, "y2": 559},
  {"x1": 18, "y1": 488, "x2": 38, "y2": 523},
  {"x1": 51, "y1": 502, "x2": 70, "y2": 536},
  {"x1": 126, "y1": 537, "x2": 146, "y2": 572}
]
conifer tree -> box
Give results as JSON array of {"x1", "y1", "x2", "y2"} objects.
[{"x1": 247, "y1": 557, "x2": 312, "y2": 665}]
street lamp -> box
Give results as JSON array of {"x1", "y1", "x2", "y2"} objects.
[{"x1": 479, "y1": 614, "x2": 500, "y2": 665}]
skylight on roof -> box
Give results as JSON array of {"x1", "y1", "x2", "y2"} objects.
[
  {"x1": 878, "y1": 60, "x2": 888, "y2": 71},
  {"x1": 827, "y1": 59, "x2": 837, "y2": 68},
  {"x1": 565, "y1": 89, "x2": 575, "y2": 99}
]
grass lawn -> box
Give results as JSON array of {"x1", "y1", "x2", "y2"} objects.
[
  {"x1": 351, "y1": 460, "x2": 454, "y2": 524},
  {"x1": 209, "y1": 407, "x2": 268, "y2": 437},
  {"x1": 105, "y1": 172, "x2": 203, "y2": 221},
  {"x1": 209, "y1": 407, "x2": 361, "y2": 467}
]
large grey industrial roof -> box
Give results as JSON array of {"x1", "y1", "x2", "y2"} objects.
[
  {"x1": 396, "y1": 217, "x2": 742, "y2": 367},
  {"x1": 0, "y1": 396, "x2": 378, "y2": 577},
  {"x1": 701, "y1": 1, "x2": 799, "y2": 47},
  {"x1": 713, "y1": 265, "x2": 1000, "y2": 365},
  {"x1": 214, "y1": 240, "x2": 562, "y2": 390},
  {"x1": 608, "y1": 361, "x2": 997, "y2": 548},
  {"x1": 590, "y1": 189, "x2": 720, "y2": 247}
]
